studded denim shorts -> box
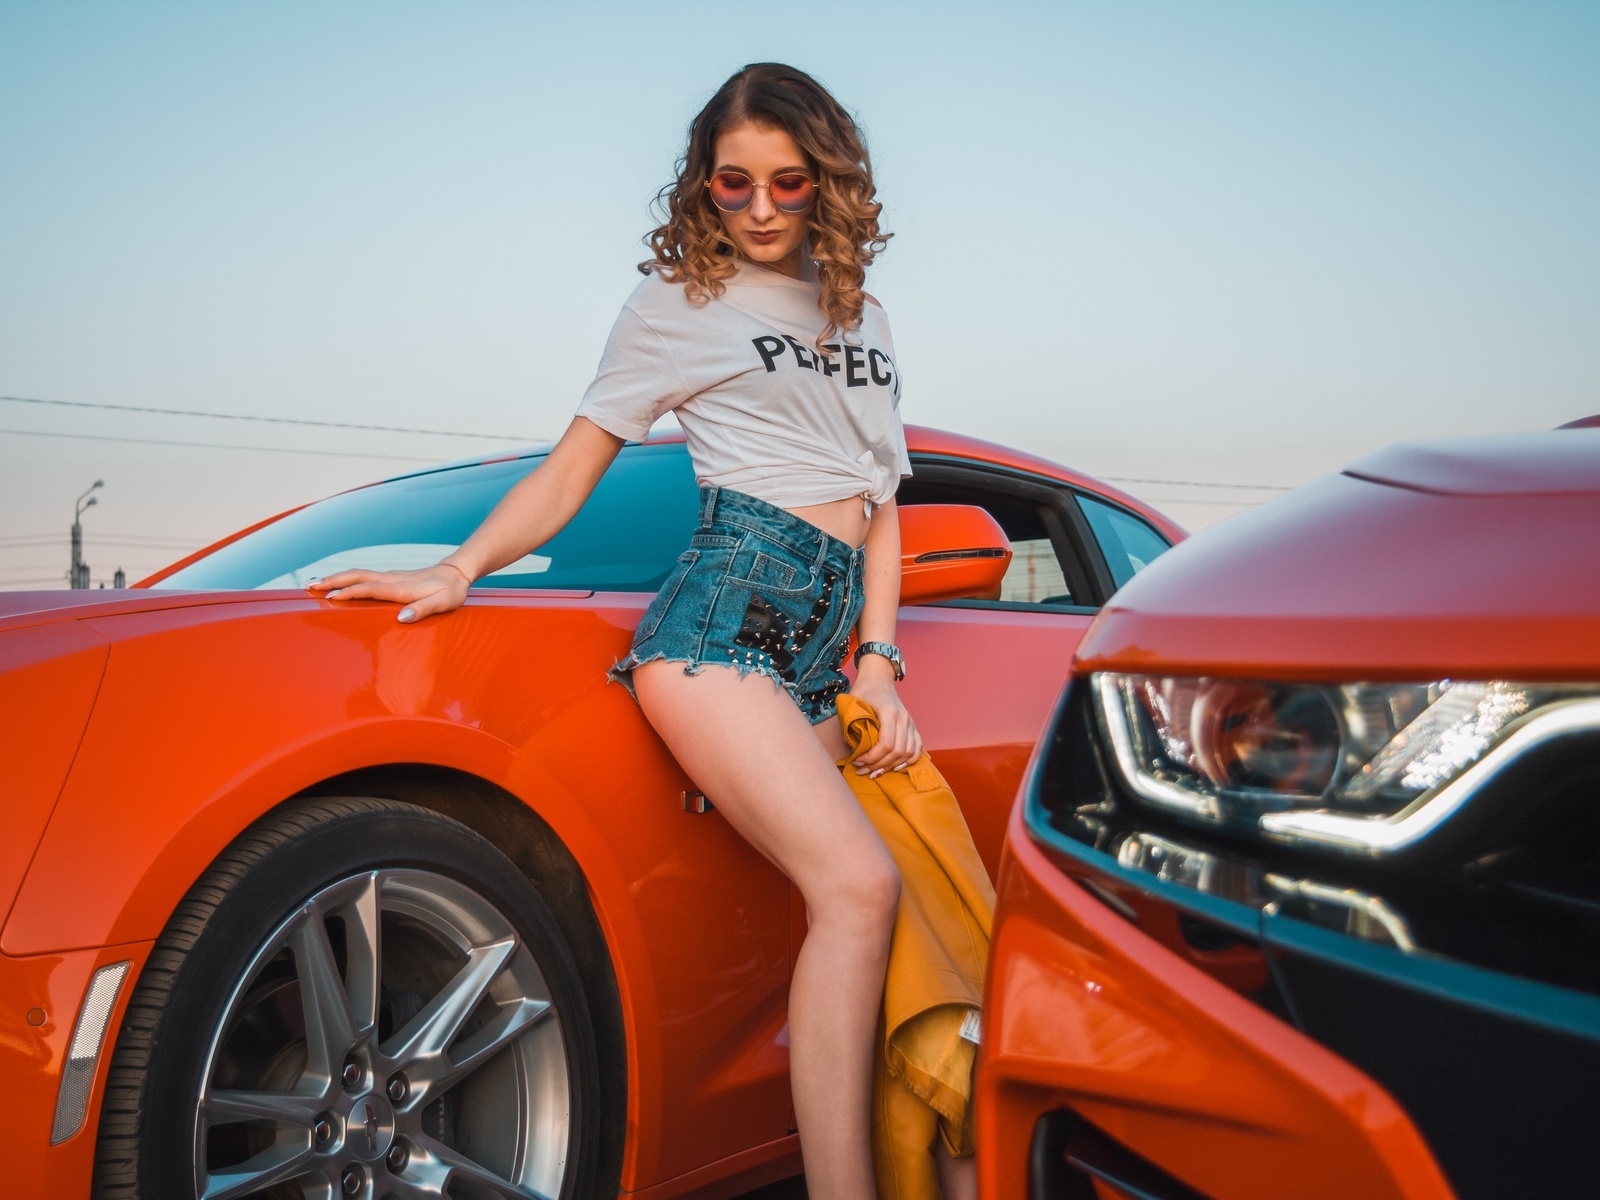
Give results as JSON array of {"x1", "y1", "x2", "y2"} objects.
[{"x1": 609, "y1": 485, "x2": 867, "y2": 725}]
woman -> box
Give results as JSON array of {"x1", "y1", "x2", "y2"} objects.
[{"x1": 311, "y1": 63, "x2": 963, "y2": 1200}]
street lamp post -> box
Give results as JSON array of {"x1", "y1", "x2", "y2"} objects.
[{"x1": 71, "y1": 480, "x2": 103, "y2": 589}]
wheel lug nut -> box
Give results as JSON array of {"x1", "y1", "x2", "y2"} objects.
[
  {"x1": 341, "y1": 1164, "x2": 364, "y2": 1195},
  {"x1": 313, "y1": 1115, "x2": 334, "y2": 1146},
  {"x1": 341, "y1": 1058, "x2": 361, "y2": 1089},
  {"x1": 386, "y1": 1140, "x2": 409, "y2": 1173},
  {"x1": 386, "y1": 1073, "x2": 408, "y2": 1103}
]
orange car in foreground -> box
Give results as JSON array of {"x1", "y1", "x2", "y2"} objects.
[
  {"x1": 980, "y1": 429, "x2": 1600, "y2": 1200},
  {"x1": 1, "y1": 427, "x2": 1180, "y2": 1200}
]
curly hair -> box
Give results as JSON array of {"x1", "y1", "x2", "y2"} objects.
[{"x1": 641, "y1": 63, "x2": 891, "y2": 347}]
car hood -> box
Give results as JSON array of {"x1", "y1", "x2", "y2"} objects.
[
  {"x1": 1075, "y1": 433, "x2": 1600, "y2": 681},
  {"x1": 0, "y1": 587, "x2": 605, "y2": 639},
  {"x1": 0, "y1": 588, "x2": 311, "y2": 635}
]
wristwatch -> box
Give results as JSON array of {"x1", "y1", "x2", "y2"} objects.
[{"x1": 853, "y1": 640, "x2": 906, "y2": 681}]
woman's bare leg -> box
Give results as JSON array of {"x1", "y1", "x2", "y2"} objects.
[
  {"x1": 634, "y1": 661, "x2": 898, "y2": 1200},
  {"x1": 936, "y1": 1140, "x2": 977, "y2": 1200}
]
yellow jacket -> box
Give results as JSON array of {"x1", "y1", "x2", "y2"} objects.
[{"x1": 834, "y1": 696, "x2": 996, "y2": 1200}]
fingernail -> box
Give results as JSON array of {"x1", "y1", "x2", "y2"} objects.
[
  {"x1": 398, "y1": 609, "x2": 415, "y2": 622},
  {"x1": 307, "y1": 577, "x2": 321, "y2": 585},
  {"x1": 326, "y1": 589, "x2": 342, "y2": 599},
  {"x1": 870, "y1": 769, "x2": 884, "y2": 780}
]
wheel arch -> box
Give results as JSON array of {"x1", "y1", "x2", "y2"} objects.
[{"x1": 5, "y1": 717, "x2": 656, "y2": 1192}]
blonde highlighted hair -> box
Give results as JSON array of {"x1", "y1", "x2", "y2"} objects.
[{"x1": 641, "y1": 63, "x2": 891, "y2": 346}]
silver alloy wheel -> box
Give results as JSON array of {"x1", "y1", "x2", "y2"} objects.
[{"x1": 192, "y1": 869, "x2": 570, "y2": 1200}]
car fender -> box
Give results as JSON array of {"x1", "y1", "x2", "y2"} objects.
[
  {"x1": 0, "y1": 623, "x2": 109, "y2": 926},
  {"x1": 3, "y1": 604, "x2": 650, "y2": 960},
  {"x1": 3, "y1": 597, "x2": 797, "y2": 1188}
]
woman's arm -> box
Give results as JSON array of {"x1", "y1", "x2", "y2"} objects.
[
  {"x1": 849, "y1": 496, "x2": 924, "y2": 775},
  {"x1": 308, "y1": 416, "x2": 624, "y2": 622}
]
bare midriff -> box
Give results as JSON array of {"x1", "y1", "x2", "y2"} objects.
[{"x1": 787, "y1": 495, "x2": 873, "y2": 548}]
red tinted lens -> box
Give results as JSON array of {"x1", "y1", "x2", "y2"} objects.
[
  {"x1": 708, "y1": 172, "x2": 755, "y2": 211},
  {"x1": 770, "y1": 173, "x2": 816, "y2": 212}
]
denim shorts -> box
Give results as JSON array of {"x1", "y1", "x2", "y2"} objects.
[{"x1": 610, "y1": 485, "x2": 867, "y2": 724}]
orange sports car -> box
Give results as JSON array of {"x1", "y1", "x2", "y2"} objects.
[
  {"x1": 1, "y1": 426, "x2": 1180, "y2": 1200},
  {"x1": 980, "y1": 429, "x2": 1600, "y2": 1200}
]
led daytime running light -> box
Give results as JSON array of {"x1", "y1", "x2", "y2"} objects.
[{"x1": 1093, "y1": 672, "x2": 1598, "y2": 849}]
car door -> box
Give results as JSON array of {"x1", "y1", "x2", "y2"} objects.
[
  {"x1": 895, "y1": 454, "x2": 1171, "y2": 878},
  {"x1": 490, "y1": 445, "x2": 799, "y2": 1177},
  {"x1": 150, "y1": 443, "x2": 802, "y2": 1182}
]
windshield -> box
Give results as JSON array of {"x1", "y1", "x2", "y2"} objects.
[{"x1": 155, "y1": 442, "x2": 701, "y2": 592}]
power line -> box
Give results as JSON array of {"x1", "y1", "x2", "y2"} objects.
[
  {"x1": 0, "y1": 531, "x2": 198, "y2": 544},
  {"x1": 1103, "y1": 475, "x2": 1290, "y2": 492},
  {"x1": 1141, "y1": 496, "x2": 1261, "y2": 507},
  {"x1": 0, "y1": 427, "x2": 442, "y2": 462},
  {"x1": 0, "y1": 534, "x2": 201, "y2": 549},
  {"x1": 4, "y1": 394, "x2": 1297, "y2": 492},
  {"x1": 0, "y1": 547, "x2": 191, "y2": 559},
  {"x1": 0, "y1": 393, "x2": 540, "y2": 441}
]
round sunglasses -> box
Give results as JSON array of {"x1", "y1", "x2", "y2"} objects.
[{"x1": 705, "y1": 170, "x2": 817, "y2": 214}]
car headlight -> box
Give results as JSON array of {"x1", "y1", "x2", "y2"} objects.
[{"x1": 1093, "y1": 673, "x2": 1600, "y2": 853}]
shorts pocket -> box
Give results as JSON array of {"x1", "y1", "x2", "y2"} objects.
[
  {"x1": 745, "y1": 552, "x2": 797, "y2": 590},
  {"x1": 729, "y1": 548, "x2": 815, "y2": 597}
]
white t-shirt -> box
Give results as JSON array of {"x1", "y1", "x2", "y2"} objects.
[{"x1": 576, "y1": 260, "x2": 912, "y2": 510}]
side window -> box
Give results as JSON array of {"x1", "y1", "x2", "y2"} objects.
[
  {"x1": 1077, "y1": 495, "x2": 1171, "y2": 590},
  {"x1": 1002, "y1": 538, "x2": 1072, "y2": 605},
  {"x1": 898, "y1": 462, "x2": 1096, "y2": 609}
]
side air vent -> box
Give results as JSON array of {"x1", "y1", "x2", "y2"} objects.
[{"x1": 913, "y1": 547, "x2": 1010, "y2": 563}]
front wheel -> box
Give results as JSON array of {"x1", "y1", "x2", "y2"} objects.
[{"x1": 93, "y1": 796, "x2": 601, "y2": 1200}]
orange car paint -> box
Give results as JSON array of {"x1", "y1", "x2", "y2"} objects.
[
  {"x1": 0, "y1": 623, "x2": 109, "y2": 925},
  {"x1": 897, "y1": 503, "x2": 1012, "y2": 605},
  {"x1": 978, "y1": 804, "x2": 1455, "y2": 1200},
  {"x1": 1, "y1": 941, "x2": 152, "y2": 1199},
  {"x1": 8, "y1": 594, "x2": 796, "y2": 1189},
  {"x1": 1076, "y1": 475, "x2": 1600, "y2": 682},
  {"x1": 0, "y1": 428, "x2": 1178, "y2": 1197},
  {"x1": 895, "y1": 602, "x2": 1090, "y2": 882},
  {"x1": 978, "y1": 436, "x2": 1600, "y2": 1199}
]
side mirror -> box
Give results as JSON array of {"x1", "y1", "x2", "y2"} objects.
[{"x1": 898, "y1": 504, "x2": 1013, "y2": 606}]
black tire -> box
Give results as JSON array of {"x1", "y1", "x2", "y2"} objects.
[{"x1": 92, "y1": 796, "x2": 602, "y2": 1200}]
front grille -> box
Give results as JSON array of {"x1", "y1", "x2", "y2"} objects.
[{"x1": 1030, "y1": 1108, "x2": 1210, "y2": 1200}]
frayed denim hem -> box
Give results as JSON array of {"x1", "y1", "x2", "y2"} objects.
[{"x1": 606, "y1": 653, "x2": 837, "y2": 725}]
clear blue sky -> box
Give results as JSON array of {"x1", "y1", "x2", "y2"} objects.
[{"x1": 2, "y1": 1, "x2": 1596, "y2": 585}]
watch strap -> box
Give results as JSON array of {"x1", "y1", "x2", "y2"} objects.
[{"x1": 853, "y1": 640, "x2": 905, "y2": 681}]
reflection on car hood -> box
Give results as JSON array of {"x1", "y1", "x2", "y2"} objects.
[
  {"x1": 0, "y1": 589, "x2": 293, "y2": 635},
  {"x1": 1344, "y1": 429, "x2": 1600, "y2": 497},
  {"x1": 0, "y1": 591, "x2": 125, "y2": 623}
]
